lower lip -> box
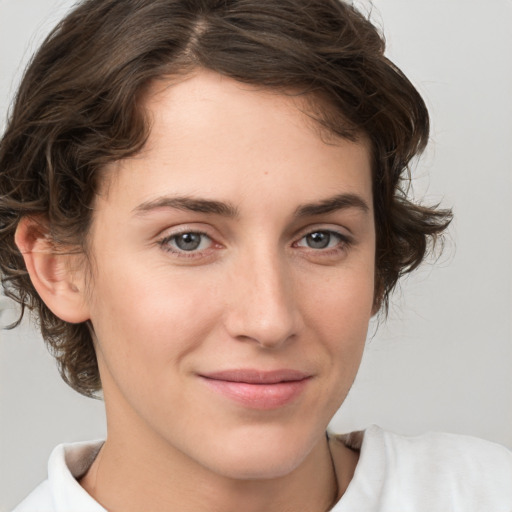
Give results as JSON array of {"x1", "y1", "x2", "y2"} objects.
[{"x1": 201, "y1": 377, "x2": 310, "y2": 410}]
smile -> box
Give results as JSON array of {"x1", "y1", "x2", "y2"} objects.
[{"x1": 199, "y1": 369, "x2": 312, "y2": 410}]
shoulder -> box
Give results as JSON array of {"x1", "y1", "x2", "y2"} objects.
[
  {"x1": 370, "y1": 425, "x2": 512, "y2": 484},
  {"x1": 12, "y1": 480, "x2": 53, "y2": 512},
  {"x1": 12, "y1": 440, "x2": 105, "y2": 512},
  {"x1": 334, "y1": 425, "x2": 512, "y2": 511}
]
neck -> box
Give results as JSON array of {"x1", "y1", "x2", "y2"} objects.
[{"x1": 81, "y1": 428, "x2": 342, "y2": 512}]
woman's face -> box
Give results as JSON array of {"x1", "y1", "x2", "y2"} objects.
[{"x1": 83, "y1": 69, "x2": 376, "y2": 479}]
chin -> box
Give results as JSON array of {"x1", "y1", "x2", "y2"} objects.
[
  {"x1": 210, "y1": 452, "x2": 306, "y2": 481},
  {"x1": 197, "y1": 424, "x2": 319, "y2": 480}
]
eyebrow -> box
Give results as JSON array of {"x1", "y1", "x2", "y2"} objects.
[
  {"x1": 295, "y1": 193, "x2": 370, "y2": 217},
  {"x1": 133, "y1": 196, "x2": 240, "y2": 217},
  {"x1": 133, "y1": 192, "x2": 370, "y2": 219}
]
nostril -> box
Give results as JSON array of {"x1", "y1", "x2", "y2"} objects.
[{"x1": 223, "y1": 257, "x2": 301, "y2": 347}]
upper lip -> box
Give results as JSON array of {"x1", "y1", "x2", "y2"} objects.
[{"x1": 200, "y1": 369, "x2": 311, "y2": 384}]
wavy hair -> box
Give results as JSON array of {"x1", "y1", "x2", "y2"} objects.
[{"x1": 0, "y1": 0, "x2": 452, "y2": 396}]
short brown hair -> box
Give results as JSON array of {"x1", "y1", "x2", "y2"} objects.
[{"x1": 0, "y1": 0, "x2": 452, "y2": 397}]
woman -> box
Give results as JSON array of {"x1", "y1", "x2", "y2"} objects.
[{"x1": 1, "y1": 1, "x2": 511, "y2": 510}]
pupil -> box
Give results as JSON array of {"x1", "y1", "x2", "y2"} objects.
[
  {"x1": 176, "y1": 233, "x2": 201, "y2": 251},
  {"x1": 307, "y1": 231, "x2": 330, "y2": 249}
]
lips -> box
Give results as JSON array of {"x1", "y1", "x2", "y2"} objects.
[{"x1": 199, "y1": 369, "x2": 311, "y2": 409}]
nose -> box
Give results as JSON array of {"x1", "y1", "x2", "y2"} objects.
[{"x1": 223, "y1": 249, "x2": 301, "y2": 349}]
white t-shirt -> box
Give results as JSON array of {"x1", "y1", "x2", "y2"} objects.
[{"x1": 13, "y1": 425, "x2": 512, "y2": 512}]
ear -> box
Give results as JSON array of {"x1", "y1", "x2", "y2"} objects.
[{"x1": 15, "y1": 216, "x2": 91, "y2": 323}]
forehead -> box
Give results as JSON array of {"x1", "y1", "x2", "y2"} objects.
[
  {"x1": 145, "y1": 69, "x2": 361, "y2": 150},
  {"x1": 99, "y1": 69, "x2": 373, "y2": 213}
]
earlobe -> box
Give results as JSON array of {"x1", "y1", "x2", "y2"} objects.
[{"x1": 14, "y1": 216, "x2": 91, "y2": 323}]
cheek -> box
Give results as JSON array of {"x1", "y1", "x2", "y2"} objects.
[
  {"x1": 299, "y1": 260, "x2": 374, "y2": 389},
  {"x1": 302, "y1": 261, "x2": 375, "y2": 336},
  {"x1": 88, "y1": 260, "x2": 221, "y2": 388}
]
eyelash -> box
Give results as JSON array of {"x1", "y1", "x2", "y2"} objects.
[
  {"x1": 293, "y1": 230, "x2": 353, "y2": 255},
  {"x1": 157, "y1": 228, "x2": 353, "y2": 259},
  {"x1": 158, "y1": 230, "x2": 216, "y2": 258}
]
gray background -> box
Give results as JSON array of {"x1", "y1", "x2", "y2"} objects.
[{"x1": 1, "y1": 0, "x2": 511, "y2": 510}]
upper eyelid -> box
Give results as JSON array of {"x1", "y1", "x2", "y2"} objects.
[
  {"x1": 156, "y1": 224, "x2": 352, "y2": 245},
  {"x1": 159, "y1": 230, "x2": 214, "y2": 247},
  {"x1": 294, "y1": 230, "x2": 350, "y2": 247},
  {"x1": 157, "y1": 223, "x2": 218, "y2": 240},
  {"x1": 161, "y1": 228, "x2": 210, "y2": 238},
  {"x1": 293, "y1": 225, "x2": 352, "y2": 241},
  {"x1": 161, "y1": 230, "x2": 211, "y2": 241}
]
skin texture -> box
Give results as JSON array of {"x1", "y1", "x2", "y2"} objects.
[{"x1": 18, "y1": 69, "x2": 375, "y2": 512}]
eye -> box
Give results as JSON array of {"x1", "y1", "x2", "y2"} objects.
[
  {"x1": 161, "y1": 231, "x2": 213, "y2": 253},
  {"x1": 296, "y1": 230, "x2": 346, "y2": 250}
]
